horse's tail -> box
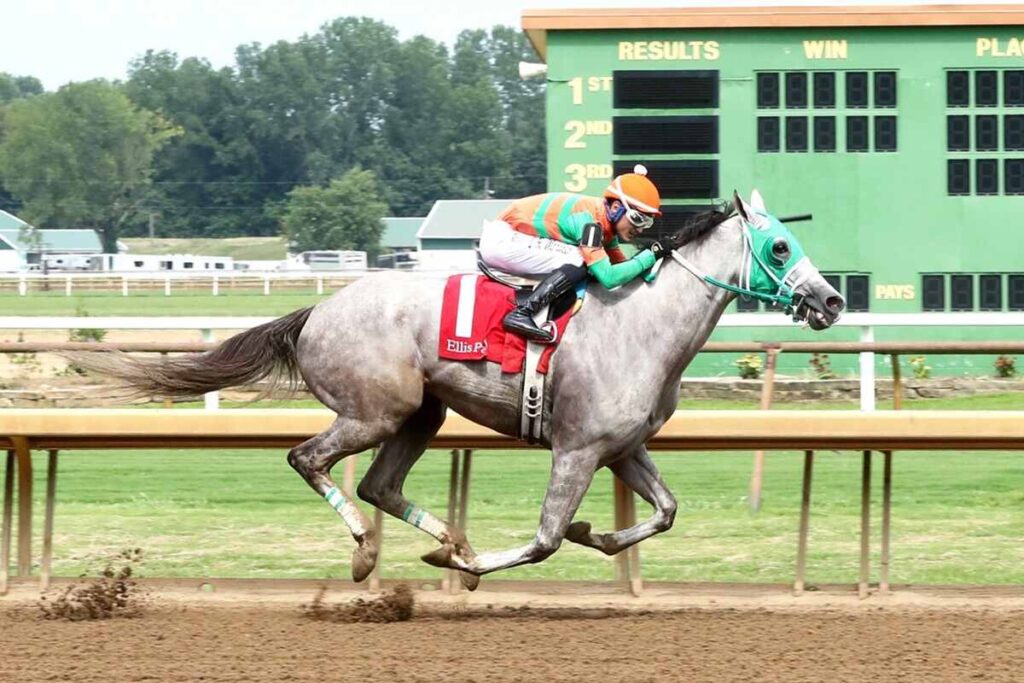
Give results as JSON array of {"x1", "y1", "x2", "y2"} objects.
[{"x1": 77, "y1": 306, "x2": 314, "y2": 398}]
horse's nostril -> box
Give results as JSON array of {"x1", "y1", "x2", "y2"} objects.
[{"x1": 826, "y1": 296, "x2": 845, "y2": 313}]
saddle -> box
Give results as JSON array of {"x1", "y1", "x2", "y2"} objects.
[{"x1": 471, "y1": 254, "x2": 583, "y2": 444}]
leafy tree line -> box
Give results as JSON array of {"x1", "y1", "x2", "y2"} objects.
[{"x1": 0, "y1": 18, "x2": 545, "y2": 253}]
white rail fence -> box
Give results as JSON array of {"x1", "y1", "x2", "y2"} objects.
[
  {"x1": 0, "y1": 272, "x2": 367, "y2": 297},
  {"x1": 4, "y1": 313, "x2": 1024, "y2": 412}
]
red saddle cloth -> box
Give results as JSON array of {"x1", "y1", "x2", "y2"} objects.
[{"x1": 438, "y1": 274, "x2": 574, "y2": 374}]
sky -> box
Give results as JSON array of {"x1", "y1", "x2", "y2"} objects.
[{"x1": 2, "y1": 0, "x2": 1019, "y2": 90}]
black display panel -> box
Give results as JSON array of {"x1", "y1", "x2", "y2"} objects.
[
  {"x1": 948, "y1": 115, "x2": 970, "y2": 151},
  {"x1": 757, "y1": 117, "x2": 780, "y2": 152},
  {"x1": 757, "y1": 72, "x2": 779, "y2": 108},
  {"x1": 846, "y1": 72, "x2": 869, "y2": 108},
  {"x1": 786, "y1": 72, "x2": 808, "y2": 108},
  {"x1": 948, "y1": 159, "x2": 970, "y2": 195},
  {"x1": 655, "y1": 204, "x2": 718, "y2": 240},
  {"x1": 814, "y1": 116, "x2": 836, "y2": 152},
  {"x1": 846, "y1": 275, "x2": 870, "y2": 312},
  {"x1": 976, "y1": 70, "x2": 998, "y2": 106},
  {"x1": 980, "y1": 274, "x2": 1002, "y2": 311},
  {"x1": 1006, "y1": 70, "x2": 1024, "y2": 106},
  {"x1": 947, "y1": 71, "x2": 970, "y2": 106},
  {"x1": 976, "y1": 159, "x2": 999, "y2": 195},
  {"x1": 1005, "y1": 115, "x2": 1024, "y2": 150},
  {"x1": 976, "y1": 115, "x2": 998, "y2": 151},
  {"x1": 1009, "y1": 274, "x2": 1024, "y2": 310},
  {"x1": 950, "y1": 274, "x2": 974, "y2": 311},
  {"x1": 846, "y1": 115, "x2": 868, "y2": 152},
  {"x1": 1005, "y1": 159, "x2": 1024, "y2": 194},
  {"x1": 874, "y1": 71, "x2": 897, "y2": 108},
  {"x1": 922, "y1": 275, "x2": 945, "y2": 312},
  {"x1": 613, "y1": 116, "x2": 718, "y2": 154},
  {"x1": 613, "y1": 160, "x2": 718, "y2": 199},
  {"x1": 813, "y1": 72, "x2": 835, "y2": 108},
  {"x1": 875, "y1": 116, "x2": 897, "y2": 152},
  {"x1": 613, "y1": 70, "x2": 719, "y2": 108},
  {"x1": 786, "y1": 117, "x2": 808, "y2": 152}
]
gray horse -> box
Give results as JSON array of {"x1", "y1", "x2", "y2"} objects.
[{"x1": 89, "y1": 192, "x2": 843, "y2": 588}]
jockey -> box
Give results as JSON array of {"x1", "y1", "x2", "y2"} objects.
[{"x1": 478, "y1": 165, "x2": 674, "y2": 342}]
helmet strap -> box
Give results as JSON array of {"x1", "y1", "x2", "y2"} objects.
[{"x1": 606, "y1": 199, "x2": 626, "y2": 224}]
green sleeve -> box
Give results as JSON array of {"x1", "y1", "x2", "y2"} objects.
[
  {"x1": 560, "y1": 210, "x2": 599, "y2": 244},
  {"x1": 588, "y1": 250, "x2": 656, "y2": 289}
]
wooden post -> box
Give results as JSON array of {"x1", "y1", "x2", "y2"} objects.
[
  {"x1": 443, "y1": 450, "x2": 460, "y2": 593},
  {"x1": 793, "y1": 450, "x2": 814, "y2": 595},
  {"x1": 40, "y1": 450, "x2": 58, "y2": 591},
  {"x1": 1, "y1": 451, "x2": 13, "y2": 595},
  {"x1": 890, "y1": 354, "x2": 903, "y2": 410},
  {"x1": 880, "y1": 450, "x2": 893, "y2": 595},
  {"x1": 612, "y1": 475, "x2": 642, "y2": 594},
  {"x1": 13, "y1": 436, "x2": 32, "y2": 578},
  {"x1": 369, "y1": 506, "x2": 384, "y2": 593},
  {"x1": 859, "y1": 450, "x2": 872, "y2": 599},
  {"x1": 749, "y1": 346, "x2": 780, "y2": 512},
  {"x1": 613, "y1": 476, "x2": 628, "y2": 582}
]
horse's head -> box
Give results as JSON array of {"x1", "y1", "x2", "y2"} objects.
[{"x1": 726, "y1": 190, "x2": 845, "y2": 330}]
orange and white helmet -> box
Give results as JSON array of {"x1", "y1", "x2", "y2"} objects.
[{"x1": 604, "y1": 164, "x2": 662, "y2": 216}]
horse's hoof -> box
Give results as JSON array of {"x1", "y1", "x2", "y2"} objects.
[
  {"x1": 565, "y1": 521, "x2": 593, "y2": 545},
  {"x1": 459, "y1": 571, "x2": 480, "y2": 592},
  {"x1": 351, "y1": 544, "x2": 378, "y2": 583},
  {"x1": 420, "y1": 544, "x2": 454, "y2": 569}
]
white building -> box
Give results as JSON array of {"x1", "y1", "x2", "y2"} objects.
[{"x1": 415, "y1": 199, "x2": 507, "y2": 272}]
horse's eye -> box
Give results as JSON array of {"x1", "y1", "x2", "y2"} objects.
[{"x1": 771, "y1": 239, "x2": 790, "y2": 263}]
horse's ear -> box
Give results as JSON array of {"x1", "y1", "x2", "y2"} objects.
[
  {"x1": 732, "y1": 190, "x2": 749, "y2": 221},
  {"x1": 750, "y1": 189, "x2": 766, "y2": 212}
]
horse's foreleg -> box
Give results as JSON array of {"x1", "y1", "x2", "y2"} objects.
[
  {"x1": 288, "y1": 417, "x2": 395, "y2": 582},
  {"x1": 355, "y1": 395, "x2": 480, "y2": 590},
  {"x1": 564, "y1": 447, "x2": 677, "y2": 555},
  {"x1": 423, "y1": 448, "x2": 599, "y2": 576}
]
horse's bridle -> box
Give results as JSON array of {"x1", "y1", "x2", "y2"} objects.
[{"x1": 664, "y1": 219, "x2": 815, "y2": 321}]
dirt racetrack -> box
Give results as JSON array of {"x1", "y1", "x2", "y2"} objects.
[{"x1": 3, "y1": 580, "x2": 1024, "y2": 682}]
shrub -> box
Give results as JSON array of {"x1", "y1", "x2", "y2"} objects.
[
  {"x1": 735, "y1": 353, "x2": 763, "y2": 380},
  {"x1": 909, "y1": 356, "x2": 932, "y2": 379},
  {"x1": 995, "y1": 355, "x2": 1017, "y2": 378}
]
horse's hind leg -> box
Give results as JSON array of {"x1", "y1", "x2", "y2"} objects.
[
  {"x1": 356, "y1": 394, "x2": 481, "y2": 591},
  {"x1": 422, "y1": 447, "x2": 600, "y2": 576},
  {"x1": 564, "y1": 446, "x2": 678, "y2": 555},
  {"x1": 288, "y1": 416, "x2": 400, "y2": 582}
]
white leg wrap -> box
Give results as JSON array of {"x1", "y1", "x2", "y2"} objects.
[{"x1": 324, "y1": 486, "x2": 367, "y2": 537}]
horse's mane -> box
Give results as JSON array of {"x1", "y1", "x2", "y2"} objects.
[{"x1": 668, "y1": 203, "x2": 736, "y2": 248}]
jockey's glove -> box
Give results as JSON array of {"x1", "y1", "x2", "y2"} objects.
[{"x1": 648, "y1": 239, "x2": 674, "y2": 260}]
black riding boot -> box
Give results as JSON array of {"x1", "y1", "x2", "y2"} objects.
[{"x1": 502, "y1": 264, "x2": 586, "y2": 343}]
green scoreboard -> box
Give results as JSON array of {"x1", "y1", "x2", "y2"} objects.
[{"x1": 523, "y1": 5, "x2": 1024, "y2": 329}]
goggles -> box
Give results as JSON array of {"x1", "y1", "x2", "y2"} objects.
[{"x1": 620, "y1": 196, "x2": 655, "y2": 232}]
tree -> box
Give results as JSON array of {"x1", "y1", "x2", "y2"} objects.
[
  {"x1": 281, "y1": 167, "x2": 388, "y2": 256},
  {"x1": 0, "y1": 73, "x2": 43, "y2": 104},
  {"x1": 0, "y1": 80, "x2": 177, "y2": 252},
  {"x1": 126, "y1": 51, "x2": 262, "y2": 237}
]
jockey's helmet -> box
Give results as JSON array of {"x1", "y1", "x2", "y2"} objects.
[{"x1": 604, "y1": 165, "x2": 662, "y2": 231}]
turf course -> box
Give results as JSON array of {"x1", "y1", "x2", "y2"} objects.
[{"x1": 10, "y1": 393, "x2": 1024, "y2": 586}]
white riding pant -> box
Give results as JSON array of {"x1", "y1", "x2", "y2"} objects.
[{"x1": 478, "y1": 220, "x2": 584, "y2": 277}]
